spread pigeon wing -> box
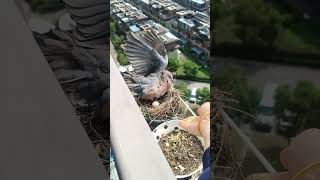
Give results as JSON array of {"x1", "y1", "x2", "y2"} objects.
[
  {"x1": 124, "y1": 30, "x2": 167, "y2": 76},
  {"x1": 143, "y1": 30, "x2": 167, "y2": 57}
]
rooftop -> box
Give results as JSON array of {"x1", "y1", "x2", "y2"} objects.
[
  {"x1": 162, "y1": 31, "x2": 179, "y2": 43},
  {"x1": 129, "y1": 24, "x2": 141, "y2": 32},
  {"x1": 178, "y1": 18, "x2": 195, "y2": 27},
  {"x1": 191, "y1": 0, "x2": 205, "y2": 4}
]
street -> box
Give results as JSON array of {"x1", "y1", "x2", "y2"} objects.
[
  {"x1": 176, "y1": 79, "x2": 210, "y2": 90},
  {"x1": 214, "y1": 57, "x2": 320, "y2": 91}
]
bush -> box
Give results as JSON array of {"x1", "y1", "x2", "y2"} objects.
[
  {"x1": 234, "y1": 0, "x2": 285, "y2": 48},
  {"x1": 274, "y1": 81, "x2": 320, "y2": 138},
  {"x1": 214, "y1": 65, "x2": 261, "y2": 120},
  {"x1": 183, "y1": 60, "x2": 200, "y2": 78},
  {"x1": 117, "y1": 50, "x2": 129, "y2": 65},
  {"x1": 196, "y1": 87, "x2": 210, "y2": 104},
  {"x1": 112, "y1": 35, "x2": 125, "y2": 50},
  {"x1": 175, "y1": 82, "x2": 191, "y2": 100},
  {"x1": 168, "y1": 57, "x2": 180, "y2": 71}
]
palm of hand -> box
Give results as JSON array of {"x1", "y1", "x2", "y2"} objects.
[{"x1": 179, "y1": 102, "x2": 210, "y2": 149}]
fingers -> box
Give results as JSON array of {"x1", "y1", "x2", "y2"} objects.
[
  {"x1": 179, "y1": 120, "x2": 200, "y2": 136},
  {"x1": 280, "y1": 147, "x2": 289, "y2": 169},
  {"x1": 179, "y1": 121, "x2": 190, "y2": 129},
  {"x1": 198, "y1": 102, "x2": 210, "y2": 117}
]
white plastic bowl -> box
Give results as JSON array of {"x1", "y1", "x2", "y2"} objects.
[{"x1": 153, "y1": 120, "x2": 205, "y2": 179}]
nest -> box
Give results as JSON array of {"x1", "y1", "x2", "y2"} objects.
[{"x1": 138, "y1": 88, "x2": 182, "y2": 122}]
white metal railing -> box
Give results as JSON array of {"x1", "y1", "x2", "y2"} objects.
[{"x1": 221, "y1": 110, "x2": 277, "y2": 174}]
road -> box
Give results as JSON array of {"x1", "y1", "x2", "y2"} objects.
[
  {"x1": 214, "y1": 57, "x2": 320, "y2": 91},
  {"x1": 176, "y1": 79, "x2": 210, "y2": 90}
]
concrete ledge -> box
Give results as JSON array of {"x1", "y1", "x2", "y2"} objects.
[{"x1": 110, "y1": 56, "x2": 176, "y2": 180}]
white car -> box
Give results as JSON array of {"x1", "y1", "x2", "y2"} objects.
[
  {"x1": 254, "y1": 83, "x2": 278, "y2": 132},
  {"x1": 189, "y1": 88, "x2": 197, "y2": 103}
]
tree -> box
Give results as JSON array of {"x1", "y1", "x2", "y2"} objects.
[
  {"x1": 183, "y1": 60, "x2": 199, "y2": 78},
  {"x1": 117, "y1": 50, "x2": 129, "y2": 65},
  {"x1": 168, "y1": 57, "x2": 180, "y2": 72},
  {"x1": 110, "y1": 22, "x2": 116, "y2": 35},
  {"x1": 112, "y1": 35, "x2": 124, "y2": 50},
  {"x1": 175, "y1": 82, "x2": 191, "y2": 100},
  {"x1": 234, "y1": 0, "x2": 284, "y2": 47},
  {"x1": 291, "y1": 81, "x2": 318, "y2": 131},
  {"x1": 213, "y1": 65, "x2": 260, "y2": 121},
  {"x1": 291, "y1": 81, "x2": 317, "y2": 113},
  {"x1": 274, "y1": 85, "x2": 292, "y2": 116},
  {"x1": 196, "y1": 87, "x2": 210, "y2": 104},
  {"x1": 274, "y1": 81, "x2": 320, "y2": 139}
]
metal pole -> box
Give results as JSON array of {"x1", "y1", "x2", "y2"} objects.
[{"x1": 221, "y1": 110, "x2": 277, "y2": 173}]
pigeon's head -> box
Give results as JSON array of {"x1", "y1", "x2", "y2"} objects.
[{"x1": 161, "y1": 70, "x2": 175, "y2": 88}]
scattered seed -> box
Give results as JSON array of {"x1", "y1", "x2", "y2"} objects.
[{"x1": 159, "y1": 129, "x2": 204, "y2": 175}]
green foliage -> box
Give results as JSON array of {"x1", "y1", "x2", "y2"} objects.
[
  {"x1": 274, "y1": 85, "x2": 292, "y2": 116},
  {"x1": 110, "y1": 21, "x2": 117, "y2": 35},
  {"x1": 117, "y1": 50, "x2": 129, "y2": 66},
  {"x1": 27, "y1": 0, "x2": 64, "y2": 13},
  {"x1": 112, "y1": 35, "x2": 125, "y2": 50},
  {"x1": 214, "y1": 65, "x2": 261, "y2": 120},
  {"x1": 175, "y1": 82, "x2": 191, "y2": 100},
  {"x1": 110, "y1": 18, "x2": 128, "y2": 65},
  {"x1": 234, "y1": 0, "x2": 284, "y2": 47},
  {"x1": 168, "y1": 57, "x2": 180, "y2": 72},
  {"x1": 183, "y1": 60, "x2": 200, "y2": 78},
  {"x1": 196, "y1": 87, "x2": 210, "y2": 104},
  {"x1": 292, "y1": 81, "x2": 318, "y2": 113},
  {"x1": 274, "y1": 81, "x2": 320, "y2": 137},
  {"x1": 180, "y1": 47, "x2": 193, "y2": 56}
]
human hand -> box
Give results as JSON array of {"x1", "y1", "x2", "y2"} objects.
[
  {"x1": 179, "y1": 102, "x2": 210, "y2": 149},
  {"x1": 271, "y1": 129, "x2": 320, "y2": 180}
]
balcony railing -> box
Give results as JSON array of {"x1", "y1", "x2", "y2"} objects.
[{"x1": 214, "y1": 110, "x2": 277, "y2": 179}]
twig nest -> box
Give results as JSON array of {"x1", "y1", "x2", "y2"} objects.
[
  {"x1": 138, "y1": 89, "x2": 182, "y2": 121},
  {"x1": 152, "y1": 101, "x2": 160, "y2": 107}
]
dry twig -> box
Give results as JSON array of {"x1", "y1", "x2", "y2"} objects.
[{"x1": 138, "y1": 89, "x2": 182, "y2": 122}]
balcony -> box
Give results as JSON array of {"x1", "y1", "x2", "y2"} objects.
[
  {"x1": 213, "y1": 110, "x2": 277, "y2": 180},
  {"x1": 110, "y1": 54, "x2": 197, "y2": 180},
  {"x1": 110, "y1": 46, "x2": 277, "y2": 180}
]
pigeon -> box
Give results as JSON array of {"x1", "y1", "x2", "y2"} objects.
[{"x1": 122, "y1": 30, "x2": 175, "y2": 101}]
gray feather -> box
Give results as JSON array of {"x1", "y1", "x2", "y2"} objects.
[{"x1": 124, "y1": 30, "x2": 167, "y2": 76}]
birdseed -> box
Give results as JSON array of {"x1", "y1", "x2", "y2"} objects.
[{"x1": 159, "y1": 129, "x2": 204, "y2": 175}]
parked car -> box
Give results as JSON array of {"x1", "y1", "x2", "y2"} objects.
[
  {"x1": 253, "y1": 83, "x2": 278, "y2": 132},
  {"x1": 278, "y1": 110, "x2": 296, "y2": 133},
  {"x1": 189, "y1": 88, "x2": 198, "y2": 103}
]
